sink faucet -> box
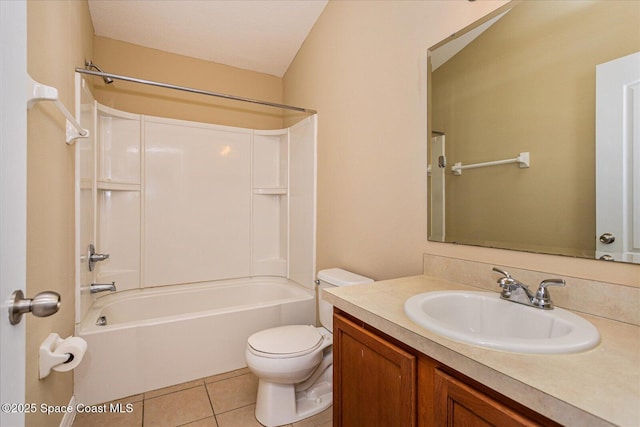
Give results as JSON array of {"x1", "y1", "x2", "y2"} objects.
[
  {"x1": 90, "y1": 282, "x2": 116, "y2": 294},
  {"x1": 492, "y1": 267, "x2": 565, "y2": 310}
]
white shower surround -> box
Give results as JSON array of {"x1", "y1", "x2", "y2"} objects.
[
  {"x1": 73, "y1": 75, "x2": 317, "y2": 404},
  {"x1": 87, "y1": 105, "x2": 316, "y2": 296}
]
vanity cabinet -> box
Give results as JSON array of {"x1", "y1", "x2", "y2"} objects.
[
  {"x1": 333, "y1": 312, "x2": 417, "y2": 426},
  {"x1": 421, "y1": 355, "x2": 558, "y2": 427},
  {"x1": 333, "y1": 310, "x2": 561, "y2": 427}
]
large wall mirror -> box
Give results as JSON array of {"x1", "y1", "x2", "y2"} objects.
[{"x1": 427, "y1": 0, "x2": 640, "y2": 264}]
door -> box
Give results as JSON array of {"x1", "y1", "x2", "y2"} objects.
[
  {"x1": 596, "y1": 52, "x2": 640, "y2": 262},
  {"x1": 333, "y1": 313, "x2": 416, "y2": 427},
  {"x1": 434, "y1": 369, "x2": 540, "y2": 427},
  {"x1": 429, "y1": 134, "x2": 446, "y2": 242},
  {"x1": 0, "y1": 1, "x2": 27, "y2": 426}
]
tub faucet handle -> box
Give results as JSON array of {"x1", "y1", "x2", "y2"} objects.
[{"x1": 88, "y1": 244, "x2": 110, "y2": 271}]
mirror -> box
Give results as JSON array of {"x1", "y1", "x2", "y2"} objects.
[{"x1": 427, "y1": 0, "x2": 640, "y2": 264}]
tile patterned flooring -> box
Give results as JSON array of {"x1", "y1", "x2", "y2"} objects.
[{"x1": 72, "y1": 368, "x2": 332, "y2": 427}]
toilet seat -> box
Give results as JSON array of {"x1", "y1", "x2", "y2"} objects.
[{"x1": 248, "y1": 325, "x2": 324, "y2": 359}]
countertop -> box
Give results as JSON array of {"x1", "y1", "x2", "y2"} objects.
[{"x1": 322, "y1": 275, "x2": 640, "y2": 427}]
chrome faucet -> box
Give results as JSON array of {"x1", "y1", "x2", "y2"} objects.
[
  {"x1": 90, "y1": 282, "x2": 116, "y2": 294},
  {"x1": 492, "y1": 267, "x2": 565, "y2": 310}
]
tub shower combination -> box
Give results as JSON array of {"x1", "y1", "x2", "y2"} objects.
[
  {"x1": 75, "y1": 278, "x2": 314, "y2": 404},
  {"x1": 72, "y1": 73, "x2": 317, "y2": 405}
]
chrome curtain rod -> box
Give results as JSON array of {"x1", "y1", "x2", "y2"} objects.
[{"x1": 75, "y1": 68, "x2": 317, "y2": 114}]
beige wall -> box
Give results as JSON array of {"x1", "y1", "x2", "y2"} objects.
[
  {"x1": 22, "y1": 5, "x2": 639, "y2": 424},
  {"x1": 433, "y1": 0, "x2": 639, "y2": 259},
  {"x1": 92, "y1": 36, "x2": 284, "y2": 130},
  {"x1": 26, "y1": 1, "x2": 94, "y2": 425},
  {"x1": 283, "y1": 0, "x2": 639, "y2": 286}
]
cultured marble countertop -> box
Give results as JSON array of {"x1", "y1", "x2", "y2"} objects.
[{"x1": 322, "y1": 275, "x2": 640, "y2": 427}]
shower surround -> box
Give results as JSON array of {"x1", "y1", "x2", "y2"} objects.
[{"x1": 73, "y1": 75, "x2": 317, "y2": 404}]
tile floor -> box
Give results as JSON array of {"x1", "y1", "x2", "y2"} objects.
[{"x1": 72, "y1": 368, "x2": 332, "y2": 427}]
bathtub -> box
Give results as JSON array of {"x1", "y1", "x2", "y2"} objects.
[{"x1": 74, "y1": 277, "x2": 315, "y2": 405}]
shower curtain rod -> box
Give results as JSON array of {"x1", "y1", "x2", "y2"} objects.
[{"x1": 75, "y1": 68, "x2": 317, "y2": 114}]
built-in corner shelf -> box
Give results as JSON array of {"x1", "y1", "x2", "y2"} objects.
[
  {"x1": 253, "y1": 187, "x2": 287, "y2": 195},
  {"x1": 97, "y1": 180, "x2": 141, "y2": 191}
]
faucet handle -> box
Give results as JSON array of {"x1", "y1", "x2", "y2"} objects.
[
  {"x1": 492, "y1": 267, "x2": 512, "y2": 279},
  {"x1": 539, "y1": 278, "x2": 566, "y2": 288},
  {"x1": 493, "y1": 267, "x2": 515, "y2": 297},
  {"x1": 533, "y1": 278, "x2": 565, "y2": 309}
]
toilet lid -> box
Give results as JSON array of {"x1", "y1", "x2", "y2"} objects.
[{"x1": 248, "y1": 325, "x2": 323, "y2": 356}]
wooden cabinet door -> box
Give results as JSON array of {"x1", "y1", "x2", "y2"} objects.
[
  {"x1": 434, "y1": 368, "x2": 543, "y2": 427},
  {"x1": 333, "y1": 313, "x2": 417, "y2": 427}
]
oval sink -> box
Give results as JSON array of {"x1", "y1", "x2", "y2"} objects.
[{"x1": 404, "y1": 291, "x2": 600, "y2": 354}]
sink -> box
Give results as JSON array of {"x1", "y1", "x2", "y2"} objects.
[{"x1": 404, "y1": 291, "x2": 600, "y2": 354}]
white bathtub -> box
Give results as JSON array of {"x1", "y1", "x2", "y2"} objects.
[{"x1": 74, "y1": 277, "x2": 315, "y2": 405}]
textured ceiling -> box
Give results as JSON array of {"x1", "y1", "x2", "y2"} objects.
[{"x1": 88, "y1": 0, "x2": 328, "y2": 77}]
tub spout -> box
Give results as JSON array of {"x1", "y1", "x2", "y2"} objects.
[{"x1": 90, "y1": 282, "x2": 116, "y2": 294}]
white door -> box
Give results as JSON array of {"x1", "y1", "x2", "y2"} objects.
[
  {"x1": 429, "y1": 134, "x2": 446, "y2": 242},
  {"x1": 0, "y1": 1, "x2": 27, "y2": 426},
  {"x1": 596, "y1": 52, "x2": 640, "y2": 263}
]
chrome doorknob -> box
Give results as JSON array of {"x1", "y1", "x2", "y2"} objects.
[
  {"x1": 599, "y1": 233, "x2": 615, "y2": 244},
  {"x1": 8, "y1": 290, "x2": 61, "y2": 325}
]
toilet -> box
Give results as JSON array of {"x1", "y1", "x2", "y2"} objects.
[{"x1": 245, "y1": 268, "x2": 373, "y2": 427}]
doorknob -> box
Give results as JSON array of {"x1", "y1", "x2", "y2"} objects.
[
  {"x1": 8, "y1": 290, "x2": 61, "y2": 325},
  {"x1": 599, "y1": 233, "x2": 615, "y2": 244}
]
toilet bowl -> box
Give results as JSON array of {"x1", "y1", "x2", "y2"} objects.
[
  {"x1": 245, "y1": 268, "x2": 373, "y2": 427},
  {"x1": 246, "y1": 325, "x2": 332, "y2": 384}
]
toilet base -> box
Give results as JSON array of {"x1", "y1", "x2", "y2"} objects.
[{"x1": 254, "y1": 367, "x2": 332, "y2": 427}]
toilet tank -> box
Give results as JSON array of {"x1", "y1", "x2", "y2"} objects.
[{"x1": 318, "y1": 268, "x2": 374, "y2": 332}]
